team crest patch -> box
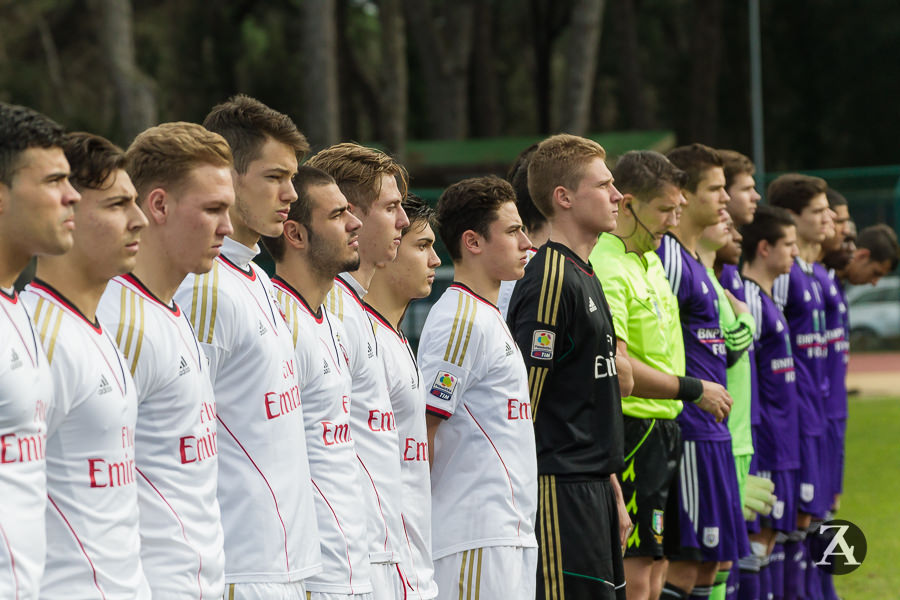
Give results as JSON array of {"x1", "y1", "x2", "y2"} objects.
[
  {"x1": 773, "y1": 500, "x2": 785, "y2": 520},
  {"x1": 530, "y1": 330, "x2": 555, "y2": 360},
  {"x1": 430, "y1": 371, "x2": 458, "y2": 401},
  {"x1": 651, "y1": 509, "x2": 664, "y2": 536},
  {"x1": 703, "y1": 527, "x2": 720, "y2": 548},
  {"x1": 800, "y1": 483, "x2": 815, "y2": 503}
]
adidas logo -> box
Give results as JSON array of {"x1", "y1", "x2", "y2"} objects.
[
  {"x1": 98, "y1": 374, "x2": 113, "y2": 395},
  {"x1": 367, "y1": 342, "x2": 374, "y2": 358},
  {"x1": 410, "y1": 374, "x2": 417, "y2": 390},
  {"x1": 10, "y1": 348, "x2": 22, "y2": 370},
  {"x1": 505, "y1": 341, "x2": 514, "y2": 357},
  {"x1": 588, "y1": 296, "x2": 598, "y2": 312},
  {"x1": 178, "y1": 356, "x2": 190, "y2": 376},
  {"x1": 258, "y1": 321, "x2": 268, "y2": 336},
  {"x1": 323, "y1": 359, "x2": 331, "y2": 375}
]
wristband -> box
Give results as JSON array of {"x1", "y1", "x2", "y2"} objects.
[{"x1": 676, "y1": 376, "x2": 704, "y2": 403}]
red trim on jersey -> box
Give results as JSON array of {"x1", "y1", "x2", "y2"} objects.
[
  {"x1": 0, "y1": 522, "x2": 19, "y2": 599},
  {"x1": 215, "y1": 415, "x2": 292, "y2": 572},
  {"x1": 0, "y1": 287, "x2": 17, "y2": 304},
  {"x1": 334, "y1": 275, "x2": 366, "y2": 311},
  {"x1": 464, "y1": 404, "x2": 522, "y2": 537},
  {"x1": 396, "y1": 562, "x2": 409, "y2": 599},
  {"x1": 449, "y1": 282, "x2": 499, "y2": 313},
  {"x1": 272, "y1": 276, "x2": 324, "y2": 324},
  {"x1": 425, "y1": 406, "x2": 451, "y2": 420},
  {"x1": 217, "y1": 254, "x2": 257, "y2": 281},
  {"x1": 0, "y1": 296, "x2": 39, "y2": 368},
  {"x1": 29, "y1": 280, "x2": 102, "y2": 333},
  {"x1": 137, "y1": 468, "x2": 203, "y2": 598},
  {"x1": 310, "y1": 479, "x2": 356, "y2": 593},
  {"x1": 48, "y1": 495, "x2": 107, "y2": 599},
  {"x1": 356, "y1": 455, "x2": 391, "y2": 553},
  {"x1": 119, "y1": 274, "x2": 181, "y2": 316},
  {"x1": 400, "y1": 517, "x2": 419, "y2": 597},
  {"x1": 564, "y1": 256, "x2": 594, "y2": 277}
]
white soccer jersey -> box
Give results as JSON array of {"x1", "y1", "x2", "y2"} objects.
[
  {"x1": 273, "y1": 276, "x2": 373, "y2": 595},
  {"x1": 417, "y1": 283, "x2": 538, "y2": 560},
  {"x1": 0, "y1": 288, "x2": 51, "y2": 600},
  {"x1": 497, "y1": 247, "x2": 537, "y2": 319},
  {"x1": 366, "y1": 306, "x2": 438, "y2": 600},
  {"x1": 97, "y1": 274, "x2": 225, "y2": 598},
  {"x1": 325, "y1": 274, "x2": 404, "y2": 566},
  {"x1": 23, "y1": 281, "x2": 150, "y2": 599},
  {"x1": 174, "y1": 237, "x2": 321, "y2": 584}
]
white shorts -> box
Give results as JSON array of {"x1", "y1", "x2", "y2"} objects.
[
  {"x1": 370, "y1": 562, "x2": 405, "y2": 600},
  {"x1": 433, "y1": 546, "x2": 537, "y2": 600},
  {"x1": 225, "y1": 581, "x2": 307, "y2": 599},
  {"x1": 307, "y1": 592, "x2": 374, "y2": 600}
]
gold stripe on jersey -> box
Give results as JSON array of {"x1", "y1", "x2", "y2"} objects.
[
  {"x1": 34, "y1": 301, "x2": 64, "y2": 364},
  {"x1": 528, "y1": 365, "x2": 549, "y2": 421},
  {"x1": 537, "y1": 249, "x2": 566, "y2": 326},
  {"x1": 325, "y1": 286, "x2": 344, "y2": 321},
  {"x1": 208, "y1": 264, "x2": 218, "y2": 343},
  {"x1": 444, "y1": 292, "x2": 477, "y2": 367},
  {"x1": 539, "y1": 474, "x2": 565, "y2": 600},
  {"x1": 190, "y1": 264, "x2": 219, "y2": 344},
  {"x1": 32, "y1": 297, "x2": 46, "y2": 328},
  {"x1": 115, "y1": 286, "x2": 128, "y2": 346},
  {"x1": 227, "y1": 583, "x2": 235, "y2": 600},
  {"x1": 457, "y1": 548, "x2": 484, "y2": 600},
  {"x1": 114, "y1": 287, "x2": 146, "y2": 376},
  {"x1": 129, "y1": 297, "x2": 146, "y2": 376}
]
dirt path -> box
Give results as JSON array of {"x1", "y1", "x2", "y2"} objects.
[{"x1": 847, "y1": 352, "x2": 900, "y2": 397}]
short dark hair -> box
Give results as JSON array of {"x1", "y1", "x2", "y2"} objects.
[
  {"x1": 203, "y1": 94, "x2": 309, "y2": 174},
  {"x1": 857, "y1": 224, "x2": 900, "y2": 271},
  {"x1": 740, "y1": 204, "x2": 795, "y2": 264},
  {"x1": 718, "y1": 149, "x2": 755, "y2": 189},
  {"x1": 666, "y1": 143, "x2": 722, "y2": 192},
  {"x1": 826, "y1": 187, "x2": 848, "y2": 209},
  {"x1": 0, "y1": 103, "x2": 66, "y2": 185},
  {"x1": 261, "y1": 165, "x2": 335, "y2": 261},
  {"x1": 306, "y1": 142, "x2": 408, "y2": 213},
  {"x1": 402, "y1": 193, "x2": 435, "y2": 236},
  {"x1": 436, "y1": 176, "x2": 516, "y2": 261},
  {"x1": 62, "y1": 132, "x2": 126, "y2": 192},
  {"x1": 612, "y1": 150, "x2": 687, "y2": 201},
  {"x1": 507, "y1": 143, "x2": 545, "y2": 232},
  {"x1": 527, "y1": 134, "x2": 607, "y2": 218},
  {"x1": 767, "y1": 173, "x2": 828, "y2": 214}
]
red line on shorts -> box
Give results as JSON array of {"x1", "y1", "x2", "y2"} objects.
[
  {"x1": 310, "y1": 479, "x2": 355, "y2": 592},
  {"x1": 48, "y1": 495, "x2": 106, "y2": 599},
  {"x1": 0, "y1": 521, "x2": 19, "y2": 599}
]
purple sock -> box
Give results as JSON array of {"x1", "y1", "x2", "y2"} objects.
[
  {"x1": 783, "y1": 534, "x2": 806, "y2": 600},
  {"x1": 737, "y1": 557, "x2": 760, "y2": 600},
  {"x1": 758, "y1": 559, "x2": 771, "y2": 600}
]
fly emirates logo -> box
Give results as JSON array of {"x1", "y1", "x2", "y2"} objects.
[
  {"x1": 88, "y1": 426, "x2": 136, "y2": 488},
  {"x1": 180, "y1": 399, "x2": 219, "y2": 464},
  {"x1": 0, "y1": 398, "x2": 48, "y2": 464},
  {"x1": 264, "y1": 359, "x2": 303, "y2": 420}
]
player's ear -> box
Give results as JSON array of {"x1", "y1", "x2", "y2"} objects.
[
  {"x1": 756, "y1": 239, "x2": 768, "y2": 258},
  {"x1": 552, "y1": 185, "x2": 571, "y2": 210},
  {"x1": 144, "y1": 187, "x2": 169, "y2": 224},
  {"x1": 283, "y1": 220, "x2": 308, "y2": 250},
  {"x1": 460, "y1": 229, "x2": 481, "y2": 255}
]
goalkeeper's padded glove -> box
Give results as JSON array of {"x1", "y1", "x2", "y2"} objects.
[{"x1": 743, "y1": 474, "x2": 777, "y2": 521}]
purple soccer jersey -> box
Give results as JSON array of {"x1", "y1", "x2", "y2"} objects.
[
  {"x1": 657, "y1": 233, "x2": 730, "y2": 441},
  {"x1": 772, "y1": 259, "x2": 828, "y2": 437},
  {"x1": 743, "y1": 278, "x2": 800, "y2": 470},
  {"x1": 814, "y1": 265, "x2": 849, "y2": 420},
  {"x1": 720, "y1": 263, "x2": 761, "y2": 428}
]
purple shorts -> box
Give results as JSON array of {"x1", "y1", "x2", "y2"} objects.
[
  {"x1": 798, "y1": 434, "x2": 829, "y2": 518},
  {"x1": 757, "y1": 469, "x2": 798, "y2": 533},
  {"x1": 673, "y1": 438, "x2": 750, "y2": 562}
]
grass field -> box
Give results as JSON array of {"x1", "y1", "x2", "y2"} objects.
[{"x1": 833, "y1": 396, "x2": 900, "y2": 599}]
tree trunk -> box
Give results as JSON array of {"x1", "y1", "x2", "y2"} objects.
[
  {"x1": 557, "y1": 0, "x2": 604, "y2": 135},
  {"x1": 378, "y1": 0, "x2": 407, "y2": 156},
  {"x1": 613, "y1": 0, "x2": 651, "y2": 129},
  {"x1": 94, "y1": 0, "x2": 157, "y2": 144},
  {"x1": 469, "y1": 1, "x2": 501, "y2": 137},
  {"x1": 404, "y1": 0, "x2": 474, "y2": 140},
  {"x1": 299, "y1": 0, "x2": 340, "y2": 150},
  {"x1": 688, "y1": 0, "x2": 723, "y2": 143}
]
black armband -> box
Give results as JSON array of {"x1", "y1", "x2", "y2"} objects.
[{"x1": 677, "y1": 375, "x2": 704, "y2": 403}]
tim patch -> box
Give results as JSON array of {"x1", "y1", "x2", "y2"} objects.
[
  {"x1": 430, "y1": 371, "x2": 458, "y2": 401},
  {"x1": 531, "y1": 330, "x2": 556, "y2": 360}
]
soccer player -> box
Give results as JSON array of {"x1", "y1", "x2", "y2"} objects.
[
  {"x1": 740, "y1": 205, "x2": 801, "y2": 600},
  {"x1": 767, "y1": 174, "x2": 832, "y2": 600},
  {"x1": 174, "y1": 95, "x2": 322, "y2": 598},
  {"x1": 589, "y1": 150, "x2": 732, "y2": 600},
  {"x1": 656, "y1": 144, "x2": 748, "y2": 599},
  {"x1": 307, "y1": 143, "x2": 411, "y2": 599},
  {"x1": 23, "y1": 132, "x2": 151, "y2": 597},
  {"x1": 419, "y1": 175, "x2": 536, "y2": 599},
  {"x1": 842, "y1": 223, "x2": 899, "y2": 286},
  {"x1": 498, "y1": 143, "x2": 548, "y2": 318},
  {"x1": 0, "y1": 103, "x2": 79, "y2": 599},
  {"x1": 365, "y1": 194, "x2": 442, "y2": 599},
  {"x1": 508, "y1": 133, "x2": 632, "y2": 600},
  {"x1": 94, "y1": 122, "x2": 233, "y2": 597},
  {"x1": 263, "y1": 166, "x2": 375, "y2": 599}
]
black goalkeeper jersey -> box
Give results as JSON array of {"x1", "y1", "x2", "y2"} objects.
[{"x1": 507, "y1": 240, "x2": 624, "y2": 477}]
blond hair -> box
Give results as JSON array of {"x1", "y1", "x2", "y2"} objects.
[
  {"x1": 527, "y1": 134, "x2": 606, "y2": 218},
  {"x1": 125, "y1": 122, "x2": 233, "y2": 199},
  {"x1": 306, "y1": 142, "x2": 408, "y2": 212}
]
